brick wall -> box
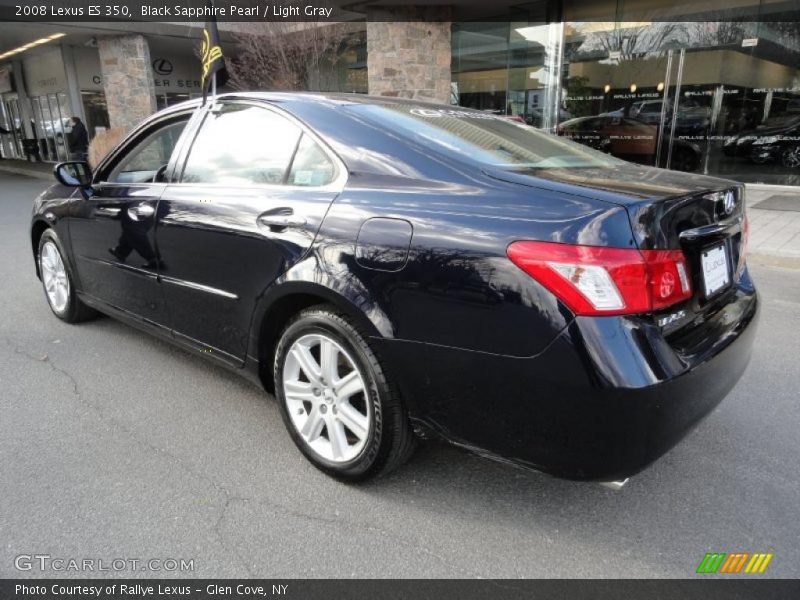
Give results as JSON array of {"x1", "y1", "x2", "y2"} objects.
[
  {"x1": 98, "y1": 35, "x2": 157, "y2": 134},
  {"x1": 366, "y1": 7, "x2": 452, "y2": 104}
]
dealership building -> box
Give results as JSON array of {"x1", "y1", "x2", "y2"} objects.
[{"x1": 0, "y1": 0, "x2": 798, "y2": 185}]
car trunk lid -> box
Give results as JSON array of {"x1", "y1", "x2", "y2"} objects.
[{"x1": 486, "y1": 163, "x2": 748, "y2": 331}]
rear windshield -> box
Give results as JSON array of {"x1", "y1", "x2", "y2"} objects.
[{"x1": 348, "y1": 104, "x2": 624, "y2": 169}]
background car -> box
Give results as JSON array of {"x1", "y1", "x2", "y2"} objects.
[
  {"x1": 31, "y1": 93, "x2": 757, "y2": 485},
  {"x1": 749, "y1": 132, "x2": 800, "y2": 168},
  {"x1": 557, "y1": 115, "x2": 702, "y2": 171},
  {"x1": 723, "y1": 114, "x2": 800, "y2": 166}
]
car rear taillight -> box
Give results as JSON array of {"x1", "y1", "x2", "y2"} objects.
[{"x1": 507, "y1": 241, "x2": 692, "y2": 316}]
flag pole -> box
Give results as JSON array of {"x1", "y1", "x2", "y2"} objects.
[{"x1": 212, "y1": 71, "x2": 217, "y2": 100}]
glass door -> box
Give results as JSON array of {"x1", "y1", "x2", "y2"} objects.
[
  {"x1": 659, "y1": 47, "x2": 724, "y2": 174},
  {"x1": 50, "y1": 92, "x2": 71, "y2": 161},
  {"x1": 1, "y1": 98, "x2": 24, "y2": 158},
  {"x1": 558, "y1": 22, "x2": 676, "y2": 169}
]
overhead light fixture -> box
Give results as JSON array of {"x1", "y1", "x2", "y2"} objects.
[
  {"x1": 630, "y1": 83, "x2": 637, "y2": 93},
  {"x1": 604, "y1": 84, "x2": 611, "y2": 93},
  {"x1": 0, "y1": 33, "x2": 65, "y2": 62},
  {"x1": 657, "y1": 82, "x2": 665, "y2": 92}
]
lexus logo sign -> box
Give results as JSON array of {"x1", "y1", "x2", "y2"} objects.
[{"x1": 152, "y1": 58, "x2": 173, "y2": 76}]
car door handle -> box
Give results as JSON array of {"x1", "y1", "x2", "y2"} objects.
[
  {"x1": 128, "y1": 203, "x2": 155, "y2": 221},
  {"x1": 257, "y1": 210, "x2": 306, "y2": 230}
]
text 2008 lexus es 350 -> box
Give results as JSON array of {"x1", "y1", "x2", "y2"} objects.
[{"x1": 31, "y1": 93, "x2": 758, "y2": 484}]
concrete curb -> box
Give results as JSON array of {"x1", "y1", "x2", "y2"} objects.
[{"x1": 0, "y1": 163, "x2": 53, "y2": 181}]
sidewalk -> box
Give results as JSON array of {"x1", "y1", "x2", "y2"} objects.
[
  {"x1": 747, "y1": 186, "x2": 800, "y2": 264},
  {"x1": 0, "y1": 158, "x2": 53, "y2": 181},
  {"x1": 1, "y1": 158, "x2": 798, "y2": 263}
]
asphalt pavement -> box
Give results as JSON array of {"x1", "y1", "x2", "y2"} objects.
[{"x1": 1, "y1": 172, "x2": 798, "y2": 578}]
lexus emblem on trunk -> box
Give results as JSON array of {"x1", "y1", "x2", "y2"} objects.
[{"x1": 722, "y1": 191, "x2": 736, "y2": 216}]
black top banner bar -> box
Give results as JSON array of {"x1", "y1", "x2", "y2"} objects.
[{"x1": 0, "y1": 0, "x2": 798, "y2": 22}]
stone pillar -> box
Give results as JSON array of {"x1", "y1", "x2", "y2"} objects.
[
  {"x1": 366, "y1": 7, "x2": 452, "y2": 104},
  {"x1": 98, "y1": 35, "x2": 157, "y2": 134}
]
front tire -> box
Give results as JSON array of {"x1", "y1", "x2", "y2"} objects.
[
  {"x1": 273, "y1": 305, "x2": 415, "y2": 481},
  {"x1": 38, "y1": 229, "x2": 96, "y2": 323}
]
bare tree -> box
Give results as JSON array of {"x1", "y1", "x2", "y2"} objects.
[
  {"x1": 226, "y1": 17, "x2": 361, "y2": 92},
  {"x1": 592, "y1": 23, "x2": 686, "y2": 61}
]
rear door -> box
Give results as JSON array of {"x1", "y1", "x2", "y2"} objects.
[
  {"x1": 156, "y1": 100, "x2": 344, "y2": 364},
  {"x1": 68, "y1": 112, "x2": 193, "y2": 325}
]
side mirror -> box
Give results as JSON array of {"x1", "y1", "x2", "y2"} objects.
[{"x1": 54, "y1": 161, "x2": 92, "y2": 187}]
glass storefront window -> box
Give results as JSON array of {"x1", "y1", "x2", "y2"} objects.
[
  {"x1": 0, "y1": 98, "x2": 24, "y2": 159},
  {"x1": 452, "y1": 1, "x2": 800, "y2": 186},
  {"x1": 30, "y1": 92, "x2": 72, "y2": 162},
  {"x1": 452, "y1": 21, "x2": 563, "y2": 129},
  {"x1": 560, "y1": 17, "x2": 800, "y2": 184}
]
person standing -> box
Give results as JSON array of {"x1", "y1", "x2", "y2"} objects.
[{"x1": 66, "y1": 116, "x2": 89, "y2": 161}]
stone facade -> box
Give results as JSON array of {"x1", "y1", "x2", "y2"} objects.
[
  {"x1": 366, "y1": 7, "x2": 452, "y2": 104},
  {"x1": 98, "y1": 34, "x2": 157, "y2": 134}
]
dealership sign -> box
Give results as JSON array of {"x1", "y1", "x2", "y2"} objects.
[
  {"x1": 151, "y1": 56, "x2": 201, "y2": 91},
  {"x1": 75, "y1": 47, "x2": 201, "y2": 93}
]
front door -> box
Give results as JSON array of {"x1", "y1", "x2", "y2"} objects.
[
  {"x1": 156, "y1": 101, "x2": 343, "y2": 363},
  {"x1": 68, "y1": 113, "x2": 192, "y2": 325}
]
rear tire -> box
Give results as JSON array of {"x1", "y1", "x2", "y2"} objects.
[
  {"x1": 273, "y1": 304, "x2": 415, "y2": 481},
  {"x1": 38, "y1": 229, "x2": 97, "y2": 323}
]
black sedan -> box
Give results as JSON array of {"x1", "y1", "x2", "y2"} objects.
[
  {"x1": 723, "y1": 114, "x2": 800, "y2": 167},
  {"x1": 31, "y1": 93, "x2": 758, "y2": 485}
]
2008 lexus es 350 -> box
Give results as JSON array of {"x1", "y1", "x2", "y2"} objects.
[{"x1": 31, "y1": 93, "x2": 758, "y2": 486}]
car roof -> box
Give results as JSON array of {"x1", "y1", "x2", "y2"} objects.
[{"x1": 159, "y1": 91, "x2": 456, "y2": 116}]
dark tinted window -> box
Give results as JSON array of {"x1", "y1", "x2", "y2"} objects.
[
  {"x1": 350, "y1": 104, "x2": 622, "y2": 169},
  {"x1": 182, "y1": 104, "x2": 301, "y2": 185}
]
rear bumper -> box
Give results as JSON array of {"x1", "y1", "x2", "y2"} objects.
[{"x1": 380, "y1": 274, "x2": 759, "y2": 481}]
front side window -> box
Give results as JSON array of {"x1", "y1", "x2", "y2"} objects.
[
  {"x1": 182, "y1": 104, "x2": 302, "y2": 185},
  {"x1": 108, "y1": 118, "x2": 188, "y2": 183}
]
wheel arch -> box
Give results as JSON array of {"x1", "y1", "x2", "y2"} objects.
[
  {"x1": 251, "y1": 281, "x2": 390, "y2": 393},
  {"x1": 30, "y1": 219, "x2": 51, "y2": 279}
]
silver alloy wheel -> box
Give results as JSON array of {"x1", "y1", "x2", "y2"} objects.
[
  {"x1": 283, "y1": 333, "x2": 371, "y2": 463},
  {"x1": 40, "y1": 240, "x2": 70, "y2": 313}
]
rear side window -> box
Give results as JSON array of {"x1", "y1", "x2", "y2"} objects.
[
  {"x1": 182, "y1": 104, "x2": 301, "y2": 185},
  {"x1": 287, "y1": 134, "x2": 336, "y2": 186},
  {"x1": 349, "y1": 104, "x2": 623, "y2": 170}
]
